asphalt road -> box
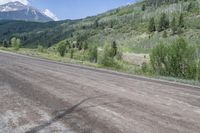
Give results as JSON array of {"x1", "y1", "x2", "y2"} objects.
[{"x1": 0, "y1": 51, "x2": 200, "y2": 133}]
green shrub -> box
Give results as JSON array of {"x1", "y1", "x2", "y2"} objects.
[
  {"x1": 150, "y1": 38, "x2": 198, "y2": 80},
  {"x1": 150, "y1": 42, "x2": 168, "y2": 75},
  {"x1": 70, "y1": 48, "x2": 74, "y2": 59},
  {"x1": 141, "y1": 62, "x2": 148, "y2": 73},
  {"x1": 83, "y1": 42, "x2": 88, "y2": 50},
  {"x1": 11, "y1": 37, "x2": 21, "y2": 51},
  {"x1": 99, "y1": 44, "x2": 113, "y2": 66},
  {"x1": 158, "y1": 13, "x2": 169, "y2": 32},
  {"x1": 57, "y1": 42, "x2": 67, "y2": 57},
  {"x1": 3, "y1": 40, "x2": 9, "y2": 48},
  {"x1": 99, "y1": 44, "x2": 116, "y2": 67},
  {"x1": 37, "y1": 45, "x2": 44, "y2": 53},
  {"x1": 148, "y1": 17, "x2": 156, "y2": 32},
  {"x1": 88, "y1": 45, "x2": 98, "y2": 63},
  {"x1": 99, "y1": 41, "x2": 123, "y2": 67},
  {"x1": 163, "y1": 31, "x2": 167, "y2": 38},
  {"x1": 115, "y1": 48, "x2": 123, "y2": 60}
]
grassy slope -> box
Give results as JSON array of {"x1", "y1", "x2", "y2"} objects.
[{"x1": 54, "y1": 0, "x2": 200, "y2": 53}]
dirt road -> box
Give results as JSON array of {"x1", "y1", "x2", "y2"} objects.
[{"x1": 0, "y1": 51, "x2": 200, "y2": 133}]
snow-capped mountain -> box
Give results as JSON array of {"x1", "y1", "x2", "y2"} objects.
[{"x1": 0, "y1": 1, "x2": 54, "y2": 22}]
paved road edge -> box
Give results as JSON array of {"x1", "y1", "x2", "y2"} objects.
[{"x1": 1, "y1": 50, "x2": 199, "y2": 90}]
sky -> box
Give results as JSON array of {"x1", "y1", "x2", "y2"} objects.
[{"x1": 0, "y1": 0, "x2": 136, "y2": 20}]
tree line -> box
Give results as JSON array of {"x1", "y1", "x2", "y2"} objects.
[
  {"x1": 57, "y1": 40, "x2": 122, "y2": 67},
  {"x1": 148, "y1": 13, "x2": 184, "y2": 35},
  {"x1": 0, "y1": 37, "x2": 21, "y2": 51}
]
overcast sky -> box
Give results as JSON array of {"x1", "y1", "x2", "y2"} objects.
[{"x1": 0, "y1": 0, "x2": 135, "y2": 20}]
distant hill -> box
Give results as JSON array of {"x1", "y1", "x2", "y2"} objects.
[
  {"x1": 0, "y1": 0, "x2": 199, "y2": 52},
  {"x1": 0, "y1": 1, "x2": 53, "y2": 22}
]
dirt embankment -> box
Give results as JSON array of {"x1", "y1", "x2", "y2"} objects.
[{"x1": 122, "y1": 53, "x2": 150, "y2": 65}]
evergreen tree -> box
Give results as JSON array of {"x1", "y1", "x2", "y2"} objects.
[
  {"x1": 142, "y1": 4, "x2": 146, "y2": 11},
  {"x1": 94, "y1": 18, "x2": 99, "y2": 28},
  {"x1": 158, "y1": 13, "x2": 169, "y2": 32},
  {"x1": 3, "y1": 40, "x2": 8, "y2": 48},
  {"x1": 178, "y1": 13, "x2": 184, "y2": 28},
  {"x1": 171, "y1": 16, "x2": 177, "y2": 35},
  {"x1": 187, "y1": 2, "x2": 193, "y2": 12},
  {"x1": 65, "y1": 41, "x2": 70, "y2": 53},
  {"x1": 111, "y1": 41, "x2": 118, "y2": 57},
  {"x1": 83, "y1": 42, "x2": 88, "y2": 50},
  {"x1": 148, "y1": 17, "x2": 156, "y2": 32},
  {"x1": 78, "y1": 42, "x2": 83, "y2": 50},
  {"x1": 146, "y1": 0, "x2": 178, "y2": 7},
  {"x1": 70, "y1": 48, "x2": 74, "y2": 59}
]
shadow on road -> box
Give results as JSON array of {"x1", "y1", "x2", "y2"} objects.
[{"x1": 25, "y1": 95, "x2": 106, "y2": 133}]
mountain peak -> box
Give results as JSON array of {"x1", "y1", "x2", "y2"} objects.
[
  {"x1": 0, "y1": 1, "x2": 54, "y2": 22},
  {"x1": 6, "y1": 1, "x2": 25, "y2": 5},
  {"x1": 0, "y1": 1, "x2": 26, "y2": 12}
]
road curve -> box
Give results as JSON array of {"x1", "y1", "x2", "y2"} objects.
[{"x1": 0, "y1": 51, "x2": 200, "y2": 133}]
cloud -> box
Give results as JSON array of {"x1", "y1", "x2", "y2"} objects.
[
  {"x1": 0, "y1": 0, "x2": 29, "y2": 5},
  {"x1": 43, "y1": 9, "x2": 58, "y2": 21}
]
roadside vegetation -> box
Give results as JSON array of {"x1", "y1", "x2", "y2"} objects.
[{"x1": 150, "y1": 38, "x2": 200, "y2": 81}]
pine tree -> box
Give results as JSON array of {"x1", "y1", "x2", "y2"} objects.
[
  {"x1": 3, "y1": 40, "x2": 8, "y2": 48},
  {"x1": 83, "y1": 42, "x2": 88, "y2": 50},
  {"x1": 187, "y1": 2, "x2": 193, "y2": 12},
  {"x1": 65, "y1": 40, "x2": 70, "y2": 53},
  {"x1": 142, "y1": 4, "x2": 146, "y2": 11},
  {"x1": 111, "y1": 41, "x2": 118, "y2": 57},
  {"x1": 70, "y1": 48, "x2": 74, "y2": 59},
  {"x1": 178, "y1": 13, "x2": 184, "y2": 28},
  {"x1": 171, "y1": 16, "x2": 177, "y2": 35},
  {"x1": 94, "y1": 18, "x2": 99, "y2": 28},
  {"x1": 148, "y1": 17, "x2": 156, "y2": 32},
  {"x1": 158, "y1": 13, "x2": 169, "y2": 32}
]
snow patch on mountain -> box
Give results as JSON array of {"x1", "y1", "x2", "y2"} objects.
[
  {"x1": 43, "y1": 9, "x2": 58, "y2": 21},
  {"x1": 0, "y1": 1, "x2": 54, "y2": 22},
  {"x1": 0, "y1": 1, "x2": 26, "y2": 12}
]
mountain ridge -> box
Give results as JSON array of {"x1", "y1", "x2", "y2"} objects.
[{"x1": 0, "y1": 1, "x2": 54, "y2": 22}]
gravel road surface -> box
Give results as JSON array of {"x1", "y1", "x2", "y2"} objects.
[{"x1": 0, "y1": 51, "x2": 200, "y2": 133}]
